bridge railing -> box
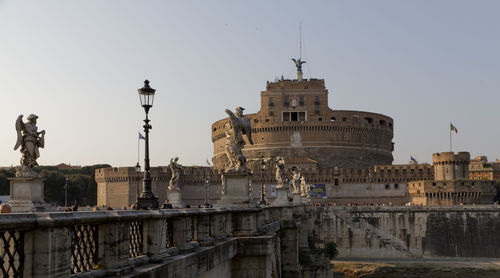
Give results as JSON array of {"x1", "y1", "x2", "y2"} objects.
[{"x1": 0, "y1": 205, "x2": 297, "y2": 278}]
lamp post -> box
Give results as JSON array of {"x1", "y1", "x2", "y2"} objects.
[
  {"x1": 64, "y1": 177, "x2": 69, "y2": 207},
  {"x1": 136, "y1": 80, "x2": 159, "y2": 209},
  {"x1": 260, "y1": 157, "x2": 267, "y2": 205},
  {"x1": 204, "y1": 177, "x2": 209, "y2": 207}
]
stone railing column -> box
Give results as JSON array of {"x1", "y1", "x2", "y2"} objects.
[
  {"x1": 143, "y1": 218, "x2": 168, "y2": 262},
  {"x1": 196, "y1": 214, "x2": 214, "y2": 245},
  {"x1": 98, "y1": 222, "x2": 130, "y2": 273},
  {"x1": 234, "y1": 211, "x2": 257, "y2": 236},
  {"x1": 31, "y1": 227, "x2": 72, "y2": 278}
]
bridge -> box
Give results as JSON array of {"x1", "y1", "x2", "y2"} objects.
[
  {"x1": 0, "y1": 204, "x2": 332, "y2": 278},
  {"x1": 2, "y1": 204, "x2": 500, "y2": 277}
]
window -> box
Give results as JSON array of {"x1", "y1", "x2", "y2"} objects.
[
  {"x1": 394, "y1": 184, "x2": 399, "y2": 189},
  {"x1": 284, "y1": 96, "x2": 289, "y2": 106},
  {"x1": 314, "y1": 96, "x2": 320, "y2": 105},
  {"x1": 385, "y1": 184, "x2": 390, "y2": 189},
  {"x1": 291, "y1": 99, "x2": 297, "y2": 107},
  {"x1": 269, "y1": 97, "x2": 274, "y2": 107},
  {"x1": 314, "y1": 106, "x2": 320, "y2": 114},
  {"x1": 364, "y1": 117, "x2": 373, "y2": 124},
  {"x1": 342, "y1": 117, "x2": 347, "y2": 122},
  {"x1": 334, "y1": 178, "x2": 339, "y2": 186},
  {"x1": 379, "y1": 120, "x2": 386, "y2": 126},
  {"x1": 269, "y1": 107, "x2": 274, "y2": 116},
  {"x1": 299, "y1": 96, "x2": 304, "y2": 106},
  {"x1": 353, "y1": 116, "x2": 359, "y2": 123},
  {"x1": 283, "y1": 112, "x2": 290, "y2": 121},
  {"x1": 283, "y1": 111, "x2": 306, "y2": 122},
  {"x1": 330, "y1": 117, "x2": 336, "y2": 122}
]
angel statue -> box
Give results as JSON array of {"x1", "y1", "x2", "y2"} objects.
[
  {"x1": 291, "y1": 166, "x2": 302, "y2": 194},
  {"x1": 300, "y1": 176, "x2": 310, "y2": 197},
  {"x1": 224, "y1": 107, "x2": 254, "y2": 171},
  {"x1": 291, "y1": 58, "x2": 306, "y2": 74},
  {"x1": 275, "y1": 157, "x2": 287, "y2": 189},
  {"x1": 168, "y1": 157, "x2": 183, "y2": 191},
  {"x1": 14, "y1": 114, "x2": 45, "y2": 176}
]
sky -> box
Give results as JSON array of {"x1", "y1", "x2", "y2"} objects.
[{"x1": 0, "y1": 0, "x2": 499, "y2": 167}]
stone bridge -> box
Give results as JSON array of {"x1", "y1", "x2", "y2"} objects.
[
  {"x1": 2, "y1": 205, "x2": 500, "y2": 277},
  {"x1": 0, "y1": 205, "x2": 332, "y2": 278}
]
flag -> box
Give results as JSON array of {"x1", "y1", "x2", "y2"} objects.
[
  {"x1": 450, "y1": 123, "x2": 458, "y2": 134},
  {"x1": 206, "y1": 159, "x2": 211, "y2": 166},
  {"x1": 410, "y1": 156, "x2": 417, "y2": 163},
  {"x1": 138, "y1": 132, "x2": 145, "y2": 140}
]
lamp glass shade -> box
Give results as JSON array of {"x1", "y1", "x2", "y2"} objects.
[{"x1": 138, "y1": 80, "x2": 156, "y2": 108}]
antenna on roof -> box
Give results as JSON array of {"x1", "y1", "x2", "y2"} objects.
[{"x1": 299, "y1": 22, "x2": 302, "y2": 60}]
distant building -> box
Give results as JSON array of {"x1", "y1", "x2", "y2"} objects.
[
  {"x1": 468, "y1": 156, "x2": 500, "y2": 180},
  {"x1": 409, "y1": 152, "x2": 497, "y2": 206},
  {"x1": 211, "y1": 76, "x2": 394, "y2": 171}
]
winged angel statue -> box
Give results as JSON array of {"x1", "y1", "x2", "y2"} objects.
[
  {"x1": 14, "y1": 114, "x2": 45, "y2": 176},
  {"x1": 224, "y1": 107, "x2": 253, "y2": 171}
]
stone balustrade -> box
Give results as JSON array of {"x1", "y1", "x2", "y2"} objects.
[{"x1": 0, "y1": 205, "x2": 330, "y2": 278}]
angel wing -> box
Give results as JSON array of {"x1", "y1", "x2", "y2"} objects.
[
  {"x1": 225, "y1": 109, "x2": 238, "y2": 136},
  {"x1": 14, "y1": 115, "x2": 24, "y2": 150},
  {"x1": 241, "y1": 117, "x2": 254, "y2": 145}
]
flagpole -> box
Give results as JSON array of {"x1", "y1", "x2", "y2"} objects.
[{"x1": 449, "y1": 122, "x2": 452, "y2": 152}]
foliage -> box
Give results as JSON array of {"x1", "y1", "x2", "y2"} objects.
[
  {"x1": 1, "y1": 164, "x2": 110, "y2": 206},
  {"x1": 324, "y1": 242, "x2": 339, "y2": 259}
]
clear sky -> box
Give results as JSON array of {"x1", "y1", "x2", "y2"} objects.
[{"x1": 1, "y1": 0, "x2": 499, "y2": 167}]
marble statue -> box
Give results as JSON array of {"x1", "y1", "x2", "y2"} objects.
[
  {"x1": 224, "y1": 107, "x2": 254, "y2": 171},
  {"x1": 300, "y1": 176, "x2": 309, "y2": 197},
  {"x1": 291, "y1": 166, "x2": 301, "y2": 194},
  {"x1": 14, "y1": 114, "x2": 45, "y2": 177},
  {"x1": 168, "y1": 157, "x2": 183, "y2": 191},
  {"x1": 275, "y1": 157, "x2": 287, "y2": 188}
]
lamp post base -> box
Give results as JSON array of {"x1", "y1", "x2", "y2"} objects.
[{"x1": 136, "y1": 192, "x2": 159, "y2": 209}]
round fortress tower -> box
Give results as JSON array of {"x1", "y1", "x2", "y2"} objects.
[
  {"x1": 211, "y1": 76, "x2": 394, "y2": 170},
  {"x1": 432, "y1": 152, "x2": 470, "y2": 180}
]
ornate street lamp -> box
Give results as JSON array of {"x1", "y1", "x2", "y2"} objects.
[
  {"x1": 204, "y1": 177, "x2": 209, "y2": 207},
  {"x1": 260, "y1": 157, "x2": 267, "y2": 205},
  {"x1": 136, "y1": 80, "x2": 159, "y2": 209},
  {"x1": 135, "y1": 162, "x2": 141, "y2": 172}
]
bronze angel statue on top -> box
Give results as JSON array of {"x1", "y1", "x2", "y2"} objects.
[
  {"x1": 14, "y1": 114, "x2": 45, "y2": 176},
  {"x1": 224, "y1": 107, "x2": 253, "y2": 171}
]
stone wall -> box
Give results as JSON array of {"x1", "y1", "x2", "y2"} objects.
[{"x1": 317, "y1": 206, "x2": 500, "y2": 258}]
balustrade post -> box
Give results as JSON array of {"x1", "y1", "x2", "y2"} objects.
[
  {"x1": 143, "y1": 218, "x2": 168, "y2": 262},
  {"x1": 98, "y1": 222, "x2": 130, "y2": 273},
  {"x1": 31, "y1": 227, "x2": 72, "y2": 278},
  {"x1": 196, "y1": 214, "x2": 214, "y2": 245},
  {"x1": 234, "y1": 211, "x2": 258, "y2": 236},
  {"x1": 171, "y1": 217, "x2": 188, "y2": 250}
]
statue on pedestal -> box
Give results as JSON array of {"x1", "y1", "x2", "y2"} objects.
[
  {"x1": 224, "y1": 107, "x2": 254, "y2": 172},
  {"x1": 168, "y1": 157, "x2": 183, "y2": 191},
  {"x1": 275, "y1": 157, "x2": 287, "y2": 188},
  {"x1": 291, "y1": 166, "x2": 301, "y2": 194},
  {"x1": 300, "y1": 176, "x2": 310, "y2": 197},
  {"x1": 14, "y1": 114, "x2": 45, "y2": 177}
]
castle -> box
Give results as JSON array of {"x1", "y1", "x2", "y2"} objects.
[{"x1": 96, "y1": 63, "x2": 497, "y2": 207}]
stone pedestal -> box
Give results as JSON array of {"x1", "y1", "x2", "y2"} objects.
[
  {"x1": 167, "y1": 190, "x2": 183, "y2": 208},
  {"x1": 215, "y1": 171, "x2": 253, "y2": 208},
  {"x1": 8, "y1": 177, "x2": 50, "y2": 212},
  {"x1": 272, "y1": 187, "x2": 290, "y2": 206},
  {"x1": 301, "y1": 196, "x2": 312, "y2": 204},
  {"x1": 292, "y1": 193, "x2": 302, "y2": 204}
]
